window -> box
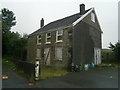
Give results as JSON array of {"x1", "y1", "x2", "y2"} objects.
[
  {"x1": 91, "y1": 12, "x2": 95, "y2": 22},
  {"x1": 37, "y1": 34, "x2": 41, "y2": 45},
  {"x1": 36, "y1": 48, "x2": 41, "y2": 59},
  {"x1": 55, "y1": 47, "x2": 62, "y2": 61},
  {"x1": 46, "y1": 32, "x2": 51, "y2": 43},
  {"x1": 56, "y1": 30, "x2": 63, "y2": 42}
]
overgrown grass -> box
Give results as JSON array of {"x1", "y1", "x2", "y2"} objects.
[
  {"x1": 2, "y1": 58, "x2": 16, "y2": 70},
  {"x1": 40, "y1": 65, "x2": 69, "y2": 80},
  {"x1": 3, "y1": 59, "x2": 69, "y2": 81}
]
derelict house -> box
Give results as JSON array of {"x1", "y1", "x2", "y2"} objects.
[{"x1": 27, "y1": 4, "x2": 102, "y2": 69}]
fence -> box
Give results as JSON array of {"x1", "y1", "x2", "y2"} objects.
[{"x1": 13, "y1": 60, "x2": 36, "y2": 77}]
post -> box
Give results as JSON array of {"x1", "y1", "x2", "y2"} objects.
[{"x1": 35, "y1": 59, "x2": 40, "y2": 81}]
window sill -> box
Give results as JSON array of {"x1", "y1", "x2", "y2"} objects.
[
  {"x1": 55, "y1": 40, "x2": 63, "y2": 43},
  {"x1": 59, "y1": 59, "x2": 62, "y2": 61},
  {"x1": 35, "y1": 58, "x2": 41, "y2": 60},
  {"x1": 37, "y1": 43, "x2": 41, "y2": 45},
  {"x1": 54, "y1": 59, "x2": 62, "y2": 61},
  {"x1": 45, "y1": 42, "x2": 51, "y2": 44},
  {"x1": 91, "y1": 20, "x2": 95, "y2": 23}
]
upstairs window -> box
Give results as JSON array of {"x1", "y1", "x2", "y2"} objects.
[
  {"x1": 46, "y1": 32, "x2": 51, "y2": 43},
  {"x1": 56, "y1": 30, "x2": 63, "y2": 42},
  {"x1": 37, "y1": 34, "x2": 41, "y2": 45},
  {"x1": 91, "y1": 12, "x2": 95, "y2": 23}
]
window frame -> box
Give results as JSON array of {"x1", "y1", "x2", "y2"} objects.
[
  {"x1": 56, "y1": 30, "x2": 63, "y2": 42},
  {"x1": 37, "y1": 34, "x2": 42, "y2": 45},
  {"x1": 46, "y1": 32, "x2": 51, "y2": 44}
]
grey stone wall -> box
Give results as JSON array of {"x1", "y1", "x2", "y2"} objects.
[{"x1": 27, "y1": 27, "x2": 73, "y2": 68}]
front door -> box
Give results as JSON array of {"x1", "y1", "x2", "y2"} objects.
[{"x1": 44, "y1": 48, "x2": 50, "y2": 65}]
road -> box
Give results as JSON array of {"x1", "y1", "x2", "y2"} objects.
[
  {"x1": 2, "y1": 66, "x2": 34, "y2": 88},
  {"x1": 2, "y1": 65, "x2": 119, "y2": 88},
  {"x1": 39, "y1": 68, "x2": 118, "y2": 88}
]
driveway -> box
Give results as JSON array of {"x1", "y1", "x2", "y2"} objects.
[
  {"x1": 39, "y1": 68, "x2": 118, "y2": 88},
  {"x1": 2, "y1": 66, "x2": 34, "y2": 88}
]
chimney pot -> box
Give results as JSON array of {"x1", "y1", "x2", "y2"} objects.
[
  {"x1": 40, "y1": 18, "x2": 44, "y2": 28},
  {"x1": 80, "y1": 4, "x2": 85, "y2": 15}
]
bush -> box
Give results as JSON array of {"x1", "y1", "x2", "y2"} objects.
[{"x1": 102, "y1": 49, "x2": 115, "y2": 63}]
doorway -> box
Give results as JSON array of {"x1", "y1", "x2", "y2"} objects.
[
  {"x1": 44, "y1": 48, "x2": 50, "y2": 65},
  {"x1": 94, "y1": 48, "x2": 101, "y2": 65}
]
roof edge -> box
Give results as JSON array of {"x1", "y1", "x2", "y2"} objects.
[
  {"x1": 72, "y1": 8, "x2": 94, "y2": 26},
  {"x1": 29, "y1": 24, "x2": 73, "y2": 37}
]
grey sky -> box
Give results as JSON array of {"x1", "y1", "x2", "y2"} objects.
[
  {"x1": 0, "y1": 0, "x2": 119, "y2": 48},
  {"x1": 118, "y1": 1, "x2": 120, "y2": 42}
]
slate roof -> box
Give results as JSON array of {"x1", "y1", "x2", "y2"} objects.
[{"x1": 30, "y1": 9, "x2": 91, "y2": 36}]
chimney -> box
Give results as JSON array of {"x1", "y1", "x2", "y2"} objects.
[
  {"x1": 80, "y1": 4, "x2": 85, "y2": 15},
  {"x1": 40, "y1": 18, "x2": 44, "y2": 28}
]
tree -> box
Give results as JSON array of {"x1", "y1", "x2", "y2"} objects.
[
  {"x1": 2, "y1": 8, "x2": 16, "y2": 32},
  {"x1": 13, "y1": 33, "x2": 28, "y2": 61},
  {"x1": 2, "y1": 8, "x2": 28, "y2": 61},
  {"x1": 2, "y1": 8, "x2": 16, "y2": 56},
  {"x1": 109, "y1": 42, "x2": 120, "y2": 63}
]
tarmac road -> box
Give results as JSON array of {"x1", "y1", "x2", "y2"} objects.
[
  {"x1": 39, "y1": 68, "x2": 118, "y2": 88},
  {"x1": 2, "y1": 65, "x2": 119, "y2": 88},
  {"x1": 2, "y1": 66, "x2": 34, "y2": 88}
]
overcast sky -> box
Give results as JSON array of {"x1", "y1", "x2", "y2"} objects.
[{"x1": 0, "y1": 0, "x2": 119, "y2": 48}]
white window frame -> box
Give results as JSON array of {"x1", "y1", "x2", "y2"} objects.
[
  {"x1": 37, "y1": 34, "x2": 42, "y2": 45},
  {"x1": 91, "y1": 12, "x2": 95, "y2": 23},
  {"x1": 55, "y1": 47, "x2": 63, "y2": 61},
  {"x1": 56, "y1": 30, "x2": 63, "y2": 42},
  {"x1": 46, "y1": 32, "x2": 51, "y2": 44}
]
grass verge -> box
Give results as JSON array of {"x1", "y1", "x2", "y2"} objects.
[
  {"x1": 40, "y1": 65, "x2": 69, "y2": 80},
  {"x1": 2, "y1": 58, "x2": 16, "y2": 70},
  {"x1": 2, "y1": 59, "x2": 69, "y2": 81}
]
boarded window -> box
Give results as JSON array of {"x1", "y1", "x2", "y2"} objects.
[
  {"x1": 46, "y1": 32, "x2": 51, "y2": 43},
  {"x1": 56, "y1": 30, "x2": 63, "y2": 42},
  {"x1": 37, "y1": 34, "x2": 41, "y2": 45},
  {"x1": 36, "y1": 49, "x2": 41, "y2": 58},
  {"x1": 55, "y1": 47, "x2": 62, "y2": 61},
  {"x1": 91, "y1": 12, "x2": 95, "y2": 22}
]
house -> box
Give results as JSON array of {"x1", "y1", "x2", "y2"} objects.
[{"x1": 27, "y1": 4, "x2": 102, "y2": 69}]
